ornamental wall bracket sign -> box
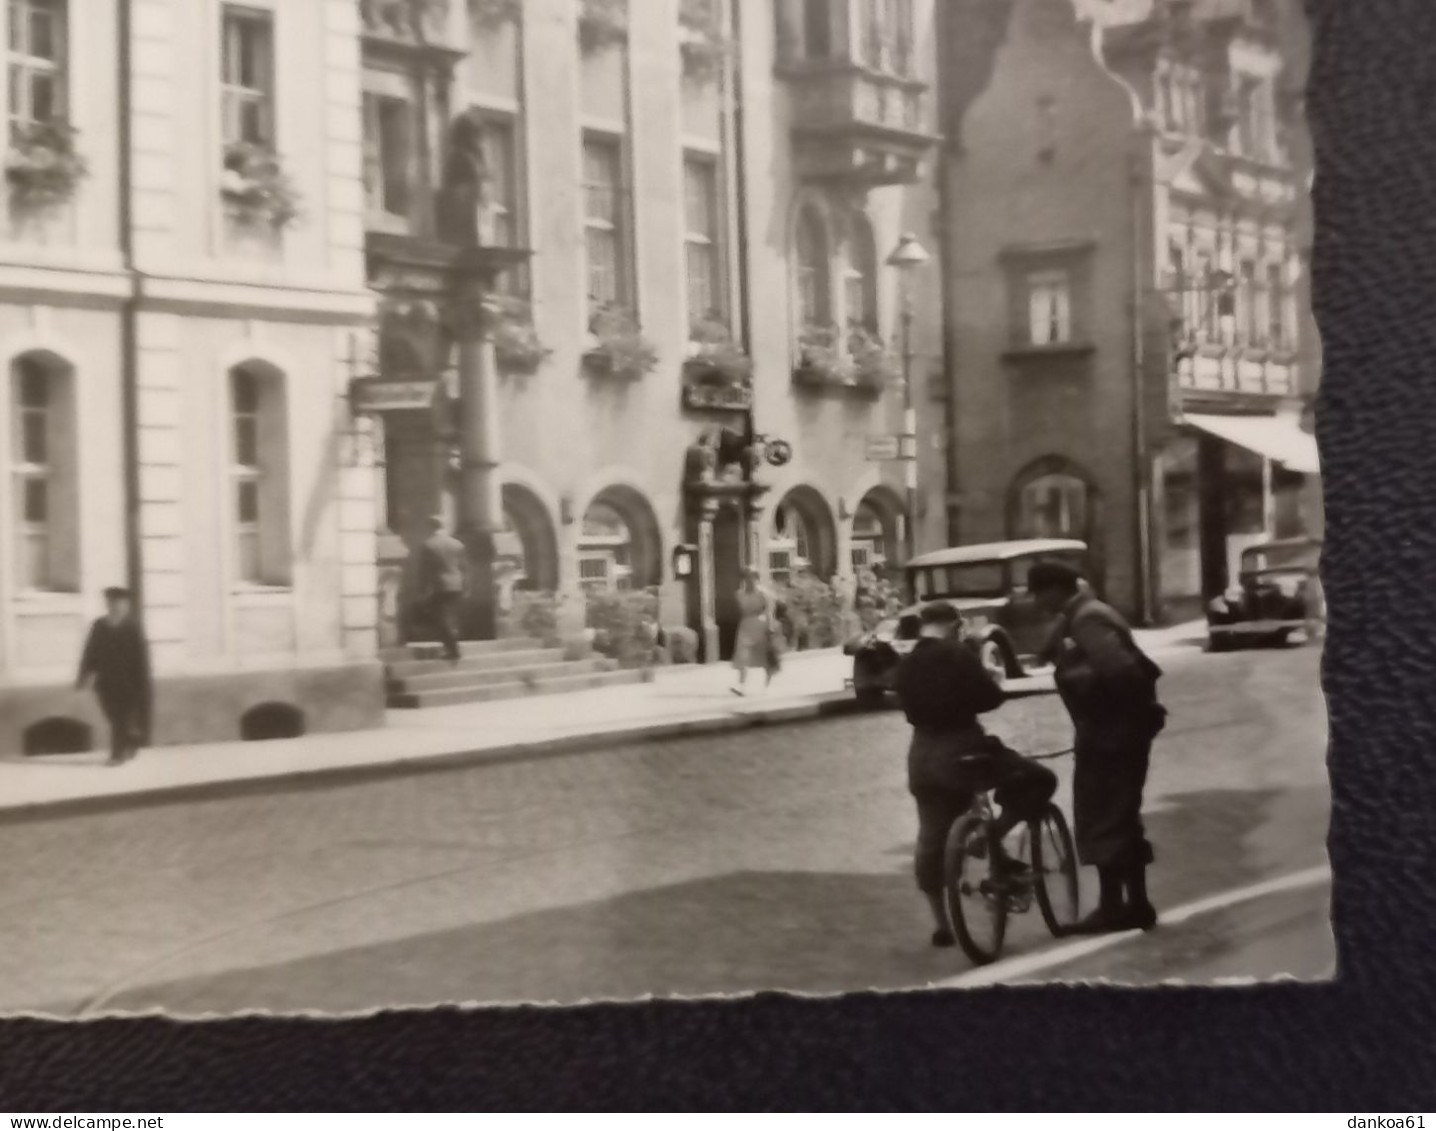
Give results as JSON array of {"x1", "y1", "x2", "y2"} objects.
[{"x1": 681, "y1": 381, "x2": 754, "y2": 413}]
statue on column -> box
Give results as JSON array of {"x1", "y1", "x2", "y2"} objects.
[{"x1": 439, "y1": 108, "x2": 497, "y2": 247}]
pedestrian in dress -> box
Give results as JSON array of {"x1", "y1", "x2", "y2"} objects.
[
  {"x1": 1028, "y1": 561, "x2": 1166, "y2": 933},
  {"x1": 76, "y1": 587, "x2": 152, "y2": 766},
  {"x1": 731, "y1": 567, "x2": 777, "y2": 696},
  {"x1": 419, "y1": 515, "x2": 467, "y2": 663}
]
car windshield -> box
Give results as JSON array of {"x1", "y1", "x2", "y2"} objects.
[
  {"x1": 1242, "y1": 543, "x2": 1317, "y2": 573},
  {"x1": 910, "y1": 562, "x2": 1006, "y2": 599}
]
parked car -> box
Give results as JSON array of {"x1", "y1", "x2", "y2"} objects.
[
  {"x1": 1206, "y1": 537, "x2": 1323, "y2": 651},
  {"x1": 843, "y1": 538, "x2": 1090, "y2": 708}
]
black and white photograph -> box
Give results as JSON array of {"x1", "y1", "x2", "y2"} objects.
[{"x1": 0, "y1": 0, "x2": 1329, "y2": 1017}]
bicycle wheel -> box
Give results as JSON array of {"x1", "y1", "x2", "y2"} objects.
[
  {"x1": 1031, "y1": 803, "x2": 1080, "y2": 937},
  {"x1": 943, "y1": 812, "x2": 1008, "y2": 965}
]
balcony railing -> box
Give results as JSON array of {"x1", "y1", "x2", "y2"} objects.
[{"x1": 781, "y1": 61, "x2": 936, "y2": 187}]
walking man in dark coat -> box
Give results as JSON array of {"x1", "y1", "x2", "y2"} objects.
[
  {"x1": 1029, "y1": 561, "x2": 1166, "y2": 934},
  {"x1": 895, "y1": 602, "x2": 1058, "y2": 947},
  {"x1": 419, "y1": 515, "x2": 467, "y2": 663},
  {"x1": 76, "y1": 587, "x2": 152, "y2": 766}
]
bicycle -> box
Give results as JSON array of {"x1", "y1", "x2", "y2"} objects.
[{"x1": 941, "y1": 751, "x2": 1080, "y2": 966}]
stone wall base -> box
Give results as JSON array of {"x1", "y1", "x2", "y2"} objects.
[{"x1": 1, "y1": 661, "x2": 385, "y2": 757}]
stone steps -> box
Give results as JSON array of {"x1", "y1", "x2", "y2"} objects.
[
  {"x1": 382, "y1": 636, "x2": 640, "y2": 710},
  {"x1": 387, "y1": 667, "x2": 646, "y2": 710},
  {"x1": 387, "y1": 658, "x2": 616, "y2": 695}
]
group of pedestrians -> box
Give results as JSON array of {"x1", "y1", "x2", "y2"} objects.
[{"x1": 895, "y1": 559, "x2": 1165, "y2": 945}]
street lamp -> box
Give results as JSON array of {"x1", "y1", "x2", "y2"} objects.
[{"x1": 886, "y1": 232, "x2": 930, "y2": 562}]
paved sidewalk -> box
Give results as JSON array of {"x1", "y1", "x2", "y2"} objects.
[{"x1": 0, "y1": 621, "x2": 1206, "y2": 816}]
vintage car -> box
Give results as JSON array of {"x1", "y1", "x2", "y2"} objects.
[
  {"x1": 1206, "y1": 537, "x2": 1323, "y2": 650},
  {"x1": 843, "y1": 538, "x2": 1090, "y2": 708}
]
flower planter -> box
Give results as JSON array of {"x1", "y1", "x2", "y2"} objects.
[
  {"x1": 221, "y1": 143, "x2": 302, "y2": 232},
  {"x1": 5, "y1": 122, "x2": 87, "y2": 214},
  {"x1": 583, "y1": 307, "x2": 658, "y2": 381}
]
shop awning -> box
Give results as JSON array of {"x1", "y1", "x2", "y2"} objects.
[{"x1": 1184, "y1": 412, "x2": 1321, "y2": 476}]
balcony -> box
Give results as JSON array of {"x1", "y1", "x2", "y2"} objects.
[{"x1": 780, "y1": 62, "x2": 938, "y2": 187}]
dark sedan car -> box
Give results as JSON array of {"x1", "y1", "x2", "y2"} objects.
[
  {"x1": 843, "y1": 538, "x2": 1090, "y2": 707},
  {"x1": 1206, "y1": 537, "x2": 1323, "y2": 650}
]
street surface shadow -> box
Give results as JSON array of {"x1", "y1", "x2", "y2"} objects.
[{"x1": 94, "y1": 867, "x2": 1059, "y2": 1015}]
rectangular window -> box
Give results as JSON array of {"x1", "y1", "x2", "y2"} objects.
[
  {"x1": 1266, "y1": 262, "x2": 1286, "y2": 347},
  {"x1": 1239, "y1": 260, "x2": 1258, "y2": 344},
  {"x1": 683, "y1": 155, "x2": 722, "y2": 328},
  {"x1": 480, "y1": 115, "x2": 519, "y2": 249},
  {"x1": 582, "y1": 134, "x2": 629, "y2": 314},
  {"x1": 362, "y1": 92, "x2": 412, "y2": 220},
  {"x1": 12, "y1": 363, "x2": 49, "y2": 589},
  {"x1": 884, "y1": 0, "x2": 913, "y2": 75},
  {"x1": 231, "y1": 369, "x2": 264, "y2": 585},
  {"x1": 1237, "y1": 77, "x2": 1261, "y2": 158},
  {"x1": 1026, "y1": 270, "x2": 1072, "y2": 346},
  {"x1": 221, "y1": 6, "x2": 274, "y2": 148},
  {"x1": 6, "y1": 0, "x2": 65, "y2": 135}
]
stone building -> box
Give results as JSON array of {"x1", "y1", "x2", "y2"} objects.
[
  {"x1": 0, "y1": 0, "x2": 382, "y2": 754},
  {"x1": 357, "y1": 0, "x2": 944, "y2": 674},
  {"x1": 938, "y1": 0, "x2": 1318, "y2": 622}
]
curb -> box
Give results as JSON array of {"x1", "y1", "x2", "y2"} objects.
[{"x1": 0, "y1": 690, "x2": 868, "y2": 825}]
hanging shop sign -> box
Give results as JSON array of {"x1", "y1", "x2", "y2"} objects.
[
  {"x1": 681, "y1": 382, "x2": 754, "y2": 413},
  {"x1": 349, "y1": 377, "x2": 437, "y2": 413}
]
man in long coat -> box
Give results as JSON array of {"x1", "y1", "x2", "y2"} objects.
[
  {"x1": 76, "y1": 586, "x2": 152, "y2": 766},
  {"x1": 1029, "y1": 561, "x2": 1166, "y2": 933},
  {"x1": 419, "y1": 515, "x2": 467, "y2": 663}
]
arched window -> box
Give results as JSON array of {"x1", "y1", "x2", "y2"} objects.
[
  {"x1": 9, "y1": 352, "x2": 78, "y2": 593},
  {"x1": 579, "y1": 502, "x2": 632, "y2": 592},
  {"x1": 496, "y1": 483, "x2": 559, "y2": 600},
  {"x1": 850, "y1": 500, "x2": 887, "y2": 573},
  {"x1": 844, "y1": 215, "x2": 879, "y2": 332},
  {"x1": 229, "y1": 362, "x2": 291, "y2": 586},
  {"x1": 768, "y1": 487, "x2": 837, "y2": 585},
  {"x1": 1014, "y1": 471, "x2": 1089, "y2": 541},
  {"x1": 794, "y1": 205, "x2": 831, "y2": 330},
  {"x1": 769, "y1": 500, "x2": 812, "y2": 586}
]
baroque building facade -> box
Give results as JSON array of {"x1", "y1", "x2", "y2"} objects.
[
  {"x1": 357, "y1": 0, "x2": 942, "y2": 663},
  {"x1": 938, "y1": 0, "x2": 1317, "y2": 623}
]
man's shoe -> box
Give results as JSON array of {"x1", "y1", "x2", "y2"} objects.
[
  {"x1": 1127, "y1": 901, "x2": 1158, "y2": 931},
  {"x1": 931, "y1": 927, "x2": 956, "y2": 948},
  {"x1": 1068, "y1": 906, "x2": 1137, "y2": 936}
]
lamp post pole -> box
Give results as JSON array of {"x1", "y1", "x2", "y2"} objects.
[
  {"x1": 900, "y1": 290, "x2": 917, "y2": 563},
  {"x1": 886, "y1": 232, "x2": 930, "y2": 565}
]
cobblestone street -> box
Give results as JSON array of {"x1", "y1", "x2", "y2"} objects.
[{"x1": 0, "y1": 638, "x2": 1330, "y2": 1015}]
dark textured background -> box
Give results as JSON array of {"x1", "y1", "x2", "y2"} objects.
[{"x1": 1, "y1": 0, "x2": 1432, "y2": 1111}]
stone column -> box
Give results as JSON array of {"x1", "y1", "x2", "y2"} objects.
[
  {"x1": 451, "y1": 284, "x2": 502, "y2": 641},
  {"x1": 698, "y1": 497, "x2": 720, "y2": 664},
  {"x1": 745, "y1": 494, "x2": 765, "y2": 578}
]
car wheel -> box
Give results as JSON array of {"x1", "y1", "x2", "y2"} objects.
[
  {"x1": 979, "y1": 640, "x2": 1009, "y2": 687},
  {"x1": 1207, "y1": 634, "x2": 1229, "y2": 654}
]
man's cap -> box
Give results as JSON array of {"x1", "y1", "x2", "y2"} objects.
[
  {"x1": 427, "y1": 514, "x2": 445, "y2": 528},
  {"x1": 102, "y1": 586, "x2": 131, "y2": 600},
  {"x1": 918, "y1": 601, "x2": 961, "y2": 625},
  {"x1": 1027, "y1": 560, "x2": 1083, "y2": 592}
]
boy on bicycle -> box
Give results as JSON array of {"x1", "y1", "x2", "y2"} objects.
[{"x1": 895, "y1": 602, "x2": 1058, "y2": 948}]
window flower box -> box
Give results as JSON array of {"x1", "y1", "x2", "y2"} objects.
[
  {"x1": 678, "y1": 0, "x2": 729, "y2": 85},
  {"x1": 848, "y1": 325, "x2": 900, "y2": 397},
  {"x1": 222, "y1": 142, "x2": 302, "y2": 231},
  {"x1": 793, "y1": 323, "x2": 851, "y2": 387},
  {"x1": 492, "y1": 295, "x2": 551, "y2": 376},
  {"x1": 5, "y1": 122, "x2": 88, "y2": 214},
  {"x1": 682, "y1": 321, "x2": 753, "y2": 411},
  {"x1": 583, "y1": 305, "x2": 658, "y2": 380},
  {"x1": 578, "y1": 0, "x2": 628, "y2": 54}
]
